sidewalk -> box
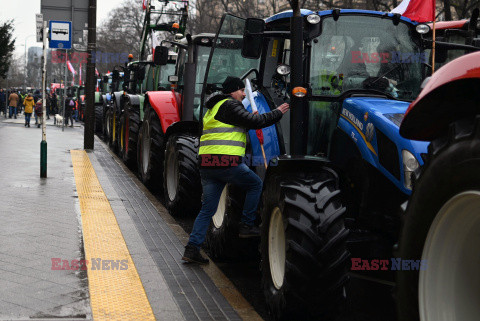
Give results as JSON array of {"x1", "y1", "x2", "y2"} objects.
[{"x1": 0, "y1": 114, "x2": 260, "y2": 320}]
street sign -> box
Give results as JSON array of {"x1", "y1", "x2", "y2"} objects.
[
  {"x1": 41, "y1": 0, "x2": 88, "y2": 45},
  {"x1": 36, "y1": 14, "x2": 44, "y2": 42},
  {"x1": 49, "y1": 21, "x2": 72, "y2": 49}
]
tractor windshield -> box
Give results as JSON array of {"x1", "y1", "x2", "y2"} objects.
[
  {"x1": 310, "y1": 15, "x2": 423, "y2": 101},
  {"x1": 206, "y1": 15, "x2": 259, "y2": 86}
]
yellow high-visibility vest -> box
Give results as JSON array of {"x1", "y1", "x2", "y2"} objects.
[{"x1": 199, "y1": 98, "x2": 247, "y2": 156}]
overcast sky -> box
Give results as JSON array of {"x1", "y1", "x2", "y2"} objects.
[{"x1": 0, "y1": 0, "x2": 124, "y2": 56}]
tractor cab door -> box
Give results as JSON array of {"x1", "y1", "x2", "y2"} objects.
[{"x1": 201, "y1": 13, "x2": 281, "y2": 167}]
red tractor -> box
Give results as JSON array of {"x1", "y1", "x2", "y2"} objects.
[{"x1": 397, "y1": 51, "x2": 480, "y2": 321}]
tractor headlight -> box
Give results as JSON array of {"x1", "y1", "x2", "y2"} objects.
[
  {"x1": 402, "y1": 150, "x2": 419, "y2": 190},
  {"x1": 307, "y1": 14, "x2": 321, "y2": 24},
  {"x1": 416, "y1": 24, "x2": 430, "y2": 34},
  {"x1": 276, "y1": 64, "x2": 291, "y2": 76}
]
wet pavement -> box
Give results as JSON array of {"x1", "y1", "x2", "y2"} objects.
[
  {"x1": 0, "y1": 113, "x2": 258, "y2": 321},
  {"x1": 0, "y1": 114, "x2": 90, "y2": 320}
]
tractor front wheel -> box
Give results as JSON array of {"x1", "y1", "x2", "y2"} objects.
[
  {"x1": 137, "y1": 106, "x2": 164, "y2": 190},
  {"x1": 260, "y1": 170, "x2": 349, "y2": 320},
  {"x1": 120, "y1": 106, "x2": 140, "y2": 169},
  {"x1": 163, "y1": 134, "x2": 201, "y2": 217}
]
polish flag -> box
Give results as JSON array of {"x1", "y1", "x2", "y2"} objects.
[
  {"x1": 391, "y1": 0, "x2": 436, "y2": 22},
  {"x1": 67, "y1": 60, "x2": 77, "y2": 76},
  {"x1": 142, "y1": 0, "x2": 148, "y2": 10},
  {"x1": 95, "y1": 68, "x2": 99, "y2": 77}
]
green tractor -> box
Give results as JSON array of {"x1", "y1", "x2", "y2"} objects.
[{"x1": 115, "y1": 57, "x2": 176, "y2": 168}]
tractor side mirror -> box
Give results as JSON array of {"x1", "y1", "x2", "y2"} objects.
[
  {"x1": 154, "y1": 46, "x2": 169, "y2": 65},
  {"x1": 242, "y1": 18, "x2": 265, "y2": 59}
]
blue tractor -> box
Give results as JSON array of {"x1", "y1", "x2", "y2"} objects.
[{"x1": 203, "y1": 6, "x2": 433, "y2": 320}]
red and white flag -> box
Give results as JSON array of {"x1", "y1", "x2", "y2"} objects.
[
  {"x1": 142, "y1": 0, "x2": 148, "y2": 10},
  {"x1": 95, "y1": 68, "x2": 99, "y2": 77},
  {"x1": 67, "y1": 60, "x2": 77, "y2": 76},
  {"x1": 391, "y1": 0, "x2": 436, "y2": 22}
]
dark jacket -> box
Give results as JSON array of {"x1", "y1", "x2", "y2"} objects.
[
  {"x1": 200, "y1": 93, "x2": 283, "y2": 168},
  {"x1": 206, "y1": 93, "x2": 282, "y2": 130}
]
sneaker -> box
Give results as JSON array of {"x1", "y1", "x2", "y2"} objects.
[
  {"x1": 182, "y1": 244, "x2": 209, "y2": 264},
  {"x1": 238, "y1": 223, "x2": 261, "y2": 238}
]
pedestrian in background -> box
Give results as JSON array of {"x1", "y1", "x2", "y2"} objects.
[
  {"x1": 23, "y1": 94, "x2": 35, "y2": 127},
  {"x1": 65, "y1": 94, "x2": 74, "y2": 127},
  {"x1": 35, "y1": 99, "x2": 43, "y2": 128},
  {"x1": 8, "y1": 91, "x2": 19, "y2": 119}
]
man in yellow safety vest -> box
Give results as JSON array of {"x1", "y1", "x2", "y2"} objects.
[{"x1": 182, "y1": 76, "x2": 290, "y2": 264}]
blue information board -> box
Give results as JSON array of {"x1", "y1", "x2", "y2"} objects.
[{"x1": 49, "y1": 21, "x2": 72, "y2": 49}]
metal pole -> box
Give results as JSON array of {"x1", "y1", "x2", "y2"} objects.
[
  {"x1": 4, "y1": 77, "x2": 8, "y2": 118},
  {"x1": 84, "y1": 0, "x2": 97, "y2": 150},
  {"x1": 63, "y1": 50, "x2": 68, "y2": 132},
  {"x1": 24, "y1": 38, "x2": 27, "y2": 93},
  {"x1": 40, "y1": 21, "x2": 48, "y2": 178},
  {"x1": 289, "y1": 0, "x2": 304, "y2": 155}
]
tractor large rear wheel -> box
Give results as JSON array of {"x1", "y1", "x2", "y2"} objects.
[
  {"x1": 137, "y1": 106, "x2": 164, "y2": 190},
  {"x1": 120, "y1": 106, "x2": 140, "y2": 169},
  {"x1": 397, "y1": 117, "x2": 480, "y2": 321},
  {"x1": 260, "y1": 170, "x2": 349, "y2": 320},
  {"x1": 163, "y1": 134, "x2": 201, "y2": 217}
]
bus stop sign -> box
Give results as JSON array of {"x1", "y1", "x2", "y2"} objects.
[{"x1": 49, "y1": 20, "x2": 72, "y2": 49}]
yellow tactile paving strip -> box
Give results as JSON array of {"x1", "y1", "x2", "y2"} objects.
[{"x1": 71, "y1": 150, "x2": 155, "y2": 321}]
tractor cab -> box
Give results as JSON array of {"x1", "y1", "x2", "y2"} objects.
[{"x1": 155, "y1": 33, "x2": 219, "y2": 121}]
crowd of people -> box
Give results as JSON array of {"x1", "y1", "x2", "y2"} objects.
[{"x1": 0, "y1": 88, "x2": 76, "y2": 128}]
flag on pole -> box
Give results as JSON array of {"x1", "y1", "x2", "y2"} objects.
[
  {"x1": 391, "y1": 0, "x2": 436, "y2": 22},
  {"x1": 245, "y1": 78, "x2": 267, "y2": 168},
  {"x1": 79, "y1": 63, "x2": 82, "y2": 86},
  {"x1": 152, "y1": 32, "x2": 161, "y2": 56},
  {"x1": 67, "y1": 60, "x2": 77, "y2": 76},
  {"x1": 142, "y1": 0, "x2": 147, "y2": 10},
  {"x1": 95, "y1": 68, "x2": 99, "y2": 77}
]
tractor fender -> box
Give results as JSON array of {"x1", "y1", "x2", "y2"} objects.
[
  {"x1": 401, "y1": 51, "x2": 480, "y2": 141},
  {"x1": 145, "y1": 91, "x2": 180, "y2": 135},
  {"x1": 123, "y1": 94, "x2": 140, "y2": 111},
  {"x1": 165, "y1": 121, "x2": 200, "y2": 140},
  {"x1": 112, "y1": 91, "x2": 123, "y2": 113},
  {"x1": 265, "y1": 156, "x2": 336, "y2": 182}
]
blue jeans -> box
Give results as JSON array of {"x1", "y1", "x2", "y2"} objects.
[
  {"x1": 25, "y1": 113, "x2": 32, "y2": 125},
  {"x1": 9, "y1": 106, "x2": 17, "y2": 118},
  {"x1": 188, "y1": 163, "x2": 263, "y2": 248}
]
